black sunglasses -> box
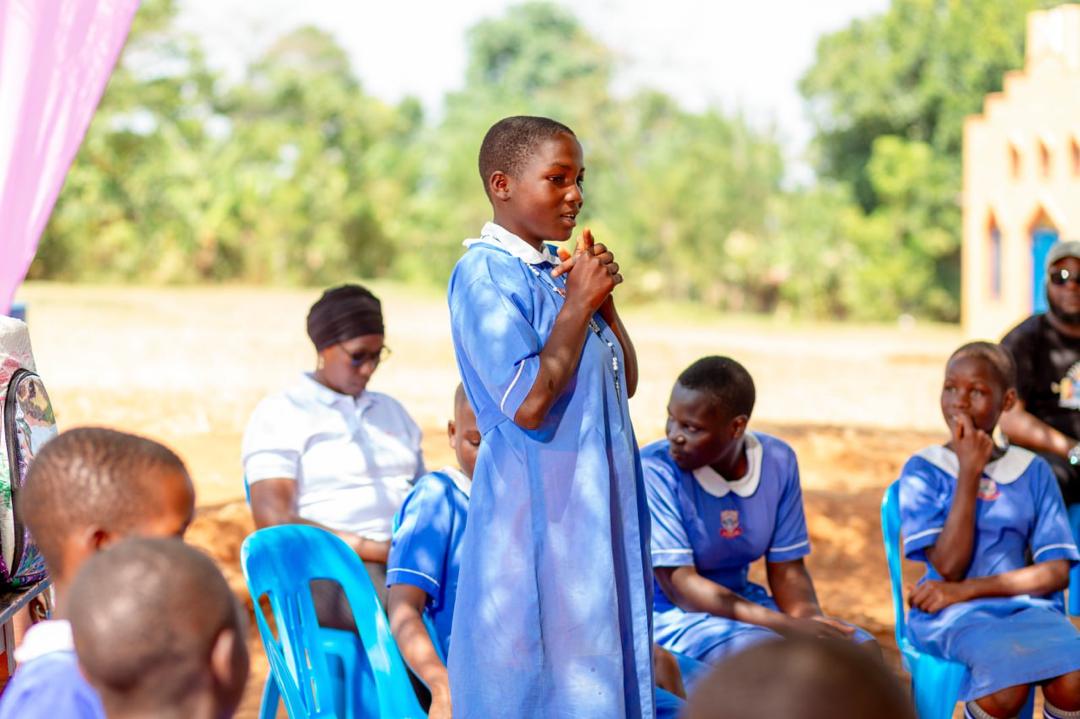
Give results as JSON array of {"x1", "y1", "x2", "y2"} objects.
[
  {"x1": 341, "y1": 344, "x2": 392, "y2": 368},
  {"x1": 1049, "y1": 268, "x2": 1080, "y2": 287}
]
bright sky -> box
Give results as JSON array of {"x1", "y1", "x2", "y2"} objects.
[{"x1": 177, "y1": 0, "x2": 889, "y2": 165}]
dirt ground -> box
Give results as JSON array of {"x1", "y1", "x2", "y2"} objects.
[{"x1": 15, "y1": 282, "x2": 970, "y2": 717}]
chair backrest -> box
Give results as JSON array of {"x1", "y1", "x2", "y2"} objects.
[
  {"x1": 880, "y1": 480, "x2": 908, "y2": 653},
  {"x1": 241, "y1": 524, "x2": 425, "y2": 719}
]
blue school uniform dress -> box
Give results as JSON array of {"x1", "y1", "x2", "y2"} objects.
[
  {"x1": 901, "y1": 445, "x2": 1080, "y2": 701},
  {"x1": 387, "y1": 467, "x2": 471, "y2": 657},
  {"x1": 643, "y1": 434, "x2": 873, "y2": 663},
  {"x1": 447, "y1": 223, "x2": 655, "y2": 719},
  {"x1": 0, "y1": 620, "x2": 105, "y2": 719}
]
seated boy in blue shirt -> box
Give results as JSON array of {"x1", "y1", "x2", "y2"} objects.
[
  {"x1": 386, "y1": 384, "x2": 477, "y2": 718},
  {"x1": 387, "y1": 385, "x2": 699, "y2": 718},
  {"x1": 644, "y1": 356, "x2": 877, "y2": 664},
  {"x1": 0, "y1": 428, "x2": 196, "y2": 719}
]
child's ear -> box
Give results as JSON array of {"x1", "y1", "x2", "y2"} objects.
[
  {"x1": 447, "y1": 420, "x2": 457, "y2": 448},
  {"x1": 489, "y1": 171, "x2": 512, "y2": 201},
  {"x1": 730, "y1": 415, "x2": 749, "y2": 440},
  {"x1": 1001, "y1": 388, "x2": 1018, "y2": 414},
  {"x1": 210, "y1": 626, "x2": 249, "y2": 705},
  {"x1": 88, "y1": 527, "x2": 113, "y2": 552}
]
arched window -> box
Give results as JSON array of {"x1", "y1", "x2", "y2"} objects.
[
  {"x1": 988, "y1": 214, "x2": 1002, "y2": 300},
  {"x1": 1039, "y1": 140, "x2": 1052, "y2": 179},
  {"x1": 1009, "y1": 143, "x2": 1022, "y2": 179}
]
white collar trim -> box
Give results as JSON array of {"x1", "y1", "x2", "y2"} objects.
[
  {"x1": 692, "y1": 433, "x2": 764, "y2": 498},
  {"x1": 299, "y1": 372, "x2": 372, "y2": 410},
  {"x1": 916, "y1": 444, "x2": 1036, "y2": 484},
  {"x1": 15, "y1": 619, "x2": 73, "y2": 663},
  {"x1": 441, "y1": 466, "x2": 472, "y2": 498},
  {"x1": 463, "y1": 222, "x2": 559, "y2": 265}
]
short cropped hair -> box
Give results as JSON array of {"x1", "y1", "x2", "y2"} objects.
[
  {"x1": 68, "y1": 537, "x2": 246, "y2": 713},
  {"x1": 676, "y1": 356, "x2": 756, "y2": 419},
  {"x1": 685, "y1": 637, "x2": 913, "y2": 719},
  {"x1": 20, "y1": 427, "x2": 192, "y2": 575},
  {"x1": 478, "y1": 115, "x2": 575, "y2": 190},
  {"x1": 948, "y1": 341, "x2": 1017, "y2": 392}
]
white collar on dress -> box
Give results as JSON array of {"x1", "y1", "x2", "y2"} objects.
[
  {"x1": 15, "y1": 619, "x2": 73, "y2": 663},
  {"x1": 299, "y1": 372, "x2": 373, "y2": 410},
  {"x1": 440, "y1": 466, "x2": 472, "y2": 498},
  {"x1": 915, "y1": 444, "x2": 1036, "y2": 485},
  {"x1": 462, "y1": 222, "x2": 559, "y2": 266},
  {"x1": 691, "y1": 432, "x2": 764, "y2": 498}
]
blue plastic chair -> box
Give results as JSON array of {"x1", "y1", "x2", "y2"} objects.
[
  {"x1": 1068, "y1": 504, "x2": 1080, "y2": 616},
  {"x1": 881, "y1": 481, "x2": 1032, "y2": 719},
  {"x1": 241, "y1": 524, "x2": 426, "y2": 718}
]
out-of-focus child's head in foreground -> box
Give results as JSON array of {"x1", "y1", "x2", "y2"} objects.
[
  {"x1": 20, "y1": 427, "x2": 195, "y2": 595},
  {"x1": 684, "y1": 636, "x2": 913, "y2": 719},
  {"x1": 68, "y1": 537, "x2": 249, "y2": 719}
]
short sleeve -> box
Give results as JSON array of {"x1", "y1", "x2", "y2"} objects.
[
  {"x1": 387, "y1": 476, "x2": 453, "y2": 603},
  {"x1": 643, "y1": 457, "x2": 695, "y2": 568},
  {"x1": 0, "y1": 654, "x2": 105, "y2": 719},
  {"x1": 899, "y1": 458, "x2": 948, "y2": 562},
  {"x1": 767, "y1": 451, "x2": 811, "y2": 562},
  {"x1": 1029, "y1": 458, "x2": 1080, "y2": 564},
  {"x1": 241, "y1": 395, "x2": 301, "y2": 484},
  {"x1": 450, "y1": 257, "x2": 543, "y2": 424}
]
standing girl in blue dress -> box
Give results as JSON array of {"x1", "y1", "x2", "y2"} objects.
[
  {"x1": 446, "y1": 116, "x2": 654, "y2": 718},
  {"x1": 900, "y1": 341, "x2": 1080, "y2": 719}
]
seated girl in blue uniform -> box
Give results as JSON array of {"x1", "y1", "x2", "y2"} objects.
[
  {"x1": 643, "y1": 355, "x2": 876, "y2": 664},
  {"x1": 388, "y1": 385, "x2": 700, "y2": 719},
  {"x1": 900, "y1": 341, "x2": 1080, "y2": 719}
]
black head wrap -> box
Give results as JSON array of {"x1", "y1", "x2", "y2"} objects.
[{"x1": 306, "y1": 284, "x2": 384, "y2": 351}]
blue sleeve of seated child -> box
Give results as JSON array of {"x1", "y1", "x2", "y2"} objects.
[{"x1": 0, "y1": 652, "x2": 105, "y2": 719}]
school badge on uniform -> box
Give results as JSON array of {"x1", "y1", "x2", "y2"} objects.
[
  {"x1": 719, "y1": 510, "x2": 742, "y2": 538},
  {"x1": 977, "y1": 476, "x2": 1000, "y2": 501}
]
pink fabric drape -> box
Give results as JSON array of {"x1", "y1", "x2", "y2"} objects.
[{"x1": 0, "y1": 0, "x2": 140, "y2": 313}]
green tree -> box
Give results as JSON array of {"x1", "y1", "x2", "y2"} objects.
[
  {"x1": 799, "y1": 0, "x2": 1064, "y2": 320},
  {"x1": 33, "y1": 0, "x2": 220, "y2": 281}
]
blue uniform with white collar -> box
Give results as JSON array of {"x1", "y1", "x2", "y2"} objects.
[
  {"x1": 447, "y1": 223, "x2": 655, "y2": 718},
  {"x1": 387, "y1": 467, "x2": 471, "y2": 658},
  {"x1": 644, "y1": 434, "x2": 872, "y2": 663},
  {"x1": 389, "y1": 465, "x2": 693, "y2": 717},
  {"x1": 900, "y1": 445, "x2": 1080, "y2": 700}
]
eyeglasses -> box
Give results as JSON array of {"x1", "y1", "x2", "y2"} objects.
[
  {"x1": 1049, "y1": 269, "x2": 1080, "y2": 287},
  {"x1": 340, "y1": 344, "x2": 392, "y2": 368}
]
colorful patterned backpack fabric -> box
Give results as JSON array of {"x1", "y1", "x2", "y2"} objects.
[{"x1": 0, "y1": 317, "x2": 56, "y2": 587}]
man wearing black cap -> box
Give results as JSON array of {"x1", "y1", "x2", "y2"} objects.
[{"x1": 1001, "y1": 241, "x2": 1080, "y2": 505}]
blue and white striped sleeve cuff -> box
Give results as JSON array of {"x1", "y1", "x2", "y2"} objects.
[
  {"x1": 652, "y1": 548, "x2": 695, "y2": 567},
  {"x1": 499, "y1": 357, "x2": 539, "y2": 422},
  {"x1": 1032, "y1": 542, "x2": 1080, "y2": 564},
  {"x1": 386, "y1": 567, "x2": 440, "y2": 596},
  {"x1": 767, "y1": 539, "x2": 811, "y2": 562},
  {"x1": 902, "y1": 526, "x2": 943, "y2": 559}
]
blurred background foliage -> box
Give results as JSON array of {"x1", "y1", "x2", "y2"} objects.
[{"x1": 30, "y1": 0, "x2": 1066, "y2": 321}]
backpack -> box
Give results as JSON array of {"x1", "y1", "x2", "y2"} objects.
[{"x1": 0, "y1": 317, "x2": 57, "y2": 587}]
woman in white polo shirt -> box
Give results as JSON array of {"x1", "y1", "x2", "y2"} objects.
[{"x1": 242, "y1": 284, "x2": 424, "y2": 616}]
